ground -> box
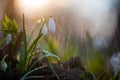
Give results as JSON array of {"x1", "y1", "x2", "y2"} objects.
[{"x1": 0, "y1": 57, "x2": 94, "y2": 80}]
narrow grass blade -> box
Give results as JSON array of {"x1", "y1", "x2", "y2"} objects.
[
  {"x1": 24, "y1": 76, "x2": 44, "y2": 79},
  {"x1": 20, "y1": 65, "x2": 47, "y2": 80},
  {"x1": 41, "y1": 49, "x2": 60, "y2": 80}
]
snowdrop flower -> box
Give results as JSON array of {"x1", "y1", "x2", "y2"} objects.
[
  {"x1": 93, "y1": 37, "x2": 108, "y2": 49},
  {"x1": 41, "y1": 23, "x2": 48, "y2": 35},
  {"x1": 0, "y1": 55, "x2": 8, "y2": 72},
  {"x1": 6, "y1": 34, "x2": 12, "y2": 44},
  {"x1": 109, "y1": 52, "x2": 120, "y2": 74},
  {"x1": 1, "y1": 62, "x2": 7, "y2": 72},
  {"x1": 48, "y1": 17, "x2": 56, "y2": 33}
]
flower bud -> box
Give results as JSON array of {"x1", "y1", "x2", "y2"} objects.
[
  {"x1": 0, "y1": 55, "x2": 8, "y2": 72},
  {"x1": 48, "y1": 17, "x2": 56, "y2": 33},
  {"x1": 41, "y1": 23, "x2": 48, "y2": 35},
  {"x1": 1, "y1": 62, "x2": 7, "y2": 72},
  {"x1": 109, "y1": 53, "x2": 120, "y2": 74},
  {"x1": 6, "y1": 34, "x2": 12, "y2": 44}
]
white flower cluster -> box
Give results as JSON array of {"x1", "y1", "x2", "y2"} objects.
[
  {"x1": 109, "y1": 52, "x2": 120, "y2": 74},
  {"x1": 41, "y1": 17, "x2": 56, "y2": 35}
]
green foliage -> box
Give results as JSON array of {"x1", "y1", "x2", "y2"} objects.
[
  {"x1": 43, "y1": 36, "x2": 60, "y2": 54},
  {"x1": 0, "y1": 14, "x2": 60, "y2": 79},
  {"x1": 41, "y1": 49, "x2": 60, "y2": 80},
  {"x1": 16, "y1": 15, "x2": 58, "y2": 73},
  {"x1": 1, "y1": 14, "x2": 18, "y2": 34},
  {"x1": 0, "y1": 14, "x2": 118, "y2": 80},
  {"x1": 62, "y1": 43, "x2": 79, "y2": 61},
  {"x1": 86, "y1": 50, "x2": 104, "y2": 74},
  {"x1": 0, "y1": 15, "x2": 19, "y2": 66},
  {"x1": 81, "y1": 33, "x2": 105, "y2": 77},
  {"x1": 42, "y1": 34, "x2": 79, "y2": 62}
]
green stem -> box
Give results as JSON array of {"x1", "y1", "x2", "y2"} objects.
[
  {"x1": 24, "y1": 76, "x2": 44, "y2": 79},
  {"x1": 26, "y1": 21, "x2": 45, "y2": 71},
  {"x1": 20, "y1": 65, "x2": 47, "y2": 80},
  {"x1": 42, "y1": 50, "x2": 60, "y2": 80},
  {"x1": 26, "y1": 33, "x2": 42, "y2": 71}
]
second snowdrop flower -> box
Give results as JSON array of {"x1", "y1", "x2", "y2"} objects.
[
  {"x1": 41, "y1": 23, "x2": 48, "y2": 35},
  {"x1": 48, "y1": 17, "x2": 56, "y2": 33}
]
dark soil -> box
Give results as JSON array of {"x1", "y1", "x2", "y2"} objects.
[{"x1": 0, "y1": 57, "x2": 94, "y2": 80}]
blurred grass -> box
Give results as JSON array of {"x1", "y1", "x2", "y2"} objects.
[
  {"x1": 41, "y1": 35, "x2": 79, "y2": 62},
  {"x1": 40, "y1": 29, "x2": 117, "y2": 79}
]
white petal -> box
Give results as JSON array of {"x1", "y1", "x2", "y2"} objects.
[
  {"x1": 1, "y1": 62, "x2": 7, "y2": 72},
  {"x1": 6, "y1": 34, "x2": 12, "y2": 44},
  {"x1": 110, "y1": 52, "x2": 120, "y2": 74},
  {"x1": 41, "y1": 23, "x2": 48, "y2": 35},
  {"x1": 48, "y1": 17, "x2": 56, "y2": 33},
  {"x1": 93, "y1": 38, "x2": 108, "y2": 49},
  {"x1": 3, "y1": 62, "x2": 7, "y2": 72}
]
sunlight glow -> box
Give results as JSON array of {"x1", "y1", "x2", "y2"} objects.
[
  {"x1": 15, "y1": 0, "x2": 49, "y2": 19},
  {"x1": 22, "y1": 0, "x2": 47, "y2": 7}
]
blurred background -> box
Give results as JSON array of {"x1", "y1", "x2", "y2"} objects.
[{"x1": 0, "y1": 0, "x2": 120, "y2": 75}]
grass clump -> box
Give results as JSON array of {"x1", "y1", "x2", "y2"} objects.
[{"x1": 0, "y1": 14, "x2": 60, "y2": 80}]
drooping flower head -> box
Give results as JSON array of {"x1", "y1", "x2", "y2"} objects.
[
  {"x1": 0, "y1": 55, "x2": 8, "y2": 72},
  {"x1": 109, "y1": 52, "x2": 120, "y2": 74},
  {"x1": 41, "y1": 23, "x2": 48, "y2": 35},
  {"x1": 41, "y1": 16, "x2": 56, "y2": 35},
  {"x1": 48, "y1": 17, "x2": 56, "y2": 33}
]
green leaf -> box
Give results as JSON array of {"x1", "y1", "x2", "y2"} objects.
[
  {"x1": 13, "y1": 19, "x2": 18, "y2": 30},
  {"x1": 1, "y1": 21, "x2": 8, "y2": 29},
  {"x1": 4, "y1": 14, "x2": 10, "y2": 23},
  {"x1": 0, "y1": 37, "x2": 6, "y2": 47},
  {"x1": 27, "y1": 31, "x2": 42, "y2": 55},
  {"x1": 41, "y1": 50, "x2": 61, "y2": 62},
  {"x1": 1, "y1": 14, "x2": 18, "y2": 34},
  {"x1": 24, "y1": 76, "x2": 44, "y2": 79},
  {"x1": 26, "y1": 35, "x2": 30, "y2": 44},
  {"x1": 17, "y1": 47, "x2": 26, "y2": 72},
  {"x1": 41, "y1": 49, "x2": 60, "y2": 80},
  {"x1": 20, "y1": 65, "x2": 47, "y2": 80},
  {"x1": 23, "y1": 14, "x2": 27, "y2": 54}
]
